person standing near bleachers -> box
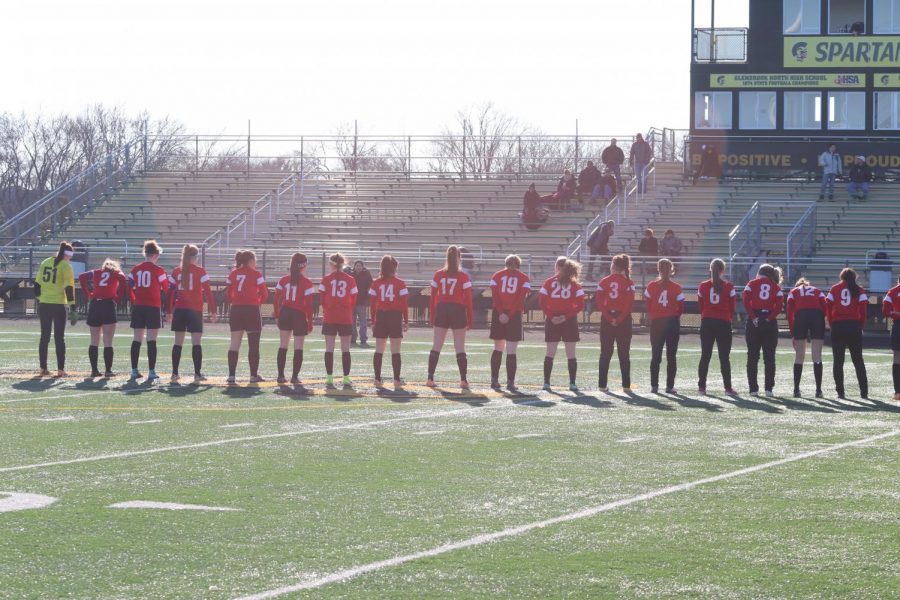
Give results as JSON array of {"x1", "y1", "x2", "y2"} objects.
[
  {"x1": 127, "y1": 240, "x2": 169, "y2": 382},
  {"x1": 586, "y1": 220, "x2": 614, "y2": 280},
  {"x1": 595, "y1": 254, "x2": 636, "y2": 393},
  {"x1": 34, "y1": 242, "x2": 77, "y2": 377},
  {"x1": 540, "y1": 257, "x2": 585, "y2": 392},
  {"x1": 645, "y1": 259, "x2": 684, "y2": 394},
  {"x1": 168, "y1": 244, "x2": 216, "y2": 385},
  {"x1": 787, "y1": 278, "x2": 827, "y2": 399},
  {"x1": 351, "y1": 260, "x2": 373, "y2": 347},
  {"x1": 882, "y1": 274, "x2": 900, "y2": 401},
  {"x1": 742, "y1": 264, "x2": 784, "y2": 398},
  {"x1": 826, "y1": 268, "x2": 869, "y2": 400},
  {"x1": 427, "y1": 246, "x2": 474, "y2": 390},
  {"x1": 369, "y1": 255, "x2": 409, "y2": 388},
  {"x1": 488, "y1": 254, "x2": 531, "y2": 393},
  {"x1": 601, "y1": 139, "x2": 625, "y2": 191},
  {"x1": 847, "y1": 155, "x2": 872, "y2": 200},
  {"x1": 80, "y1": 258, "x2": 127, "y2": 378},
  {"x1": 697, "y1": 258, "x2": 737, "y2": 396},
  {"x1": 818, "y1": 143, "x2": 841, "y2": 201},
  {"x1": 629, "y1": 133, "x2": 653, "y2": 194},
  {"x1": 273, "y1": 252, "x2": 314, "y2": 386},
  {"x1": 320, "y1": 253, "x2": 358, "y2": 388},
  {"x1": 225, "y1": 250, "x2": 268, "y2": 385}
]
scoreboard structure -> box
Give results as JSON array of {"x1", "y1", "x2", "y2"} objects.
[{"x1": 690, "y1": 0, "x2": 900, "y2": 179}]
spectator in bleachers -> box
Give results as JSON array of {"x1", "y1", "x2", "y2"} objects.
[
  {"x1": 351, "y1": 261, "x2": 373, "y2": 347},
  {"x1": 693, "y1": 143, "x2": 721, "y2": 184},
  {"x1": 599, "y1": 169, "x2": 617, "y2": 201},
  {"x1": 659, "y1": 229, "x2": 683, "y2": 257},
  {"x1": 601, "y1": 139, "x2": 625, "y2": 191},
  {"x1": 577, "y1": 161, "x2": 602, "y2": 204},
  {"x1": 638, "y1": 228, "x2": 659, "y2": 274},
  {"x1": 818, "y1": 143, "x2": 841, "y2": 201},
  {"x1": 847, "y1": 155, "x2": 872, "y2": 200},
  {"x1": 547, "y1": 169, "x2": 577, "y2": 209},
  {"x1": 459, "y1": 247, "x2": 476, "y2": 276},
  {"x1": 629, "y1": 134, "x2": 653, "y2": 194},
  {"x1": 586, "y1": 220, "x2": 614, "y2": 279},
  {"x1": 523, "y1": 183, "x2": 548, "y2": 230}
]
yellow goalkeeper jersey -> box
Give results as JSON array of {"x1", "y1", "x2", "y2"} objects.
[{"x1": 35, "y1": 257, "x2": 75, "y2": 305}]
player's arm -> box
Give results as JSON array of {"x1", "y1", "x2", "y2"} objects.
[
  {"x1": 400, "y1": 285, "x2": 410, "y2": 325},
  {"x1": 696, "y1": 284, "x2": 706, "y2": 314},
  {"x1": 771, "y1": 289, "x2": 784, "y2": 321},
  {"x1": 884, "y1": 293, "x2": 894, "y2": 319},
  {"x1": 728, "y1": 285, "x2": 737, "y2": 316},
  {"x1": 302, "y1": 282, "x2": 315, "y2": 320},
  {"x1": 786, "y1": 293, "x2": 795, "y2": 331},
  {"x1": 167, "y1": 275, "x2": 178, "y2": 315},
  {"x1": 202, "y1": 277, "x2": 217, "y2": 319},
  {"x1": 78, "y1": 271, "x2": 93, "y2": 300},
  {"x1": 742, "y1": 285, "x2": 753, "y2": 318},
  {"x1": 256, "y1": 275, "x2": 269, "y2": 305},
  {"x1": 463, "y1": 278, "x2": 473, "y2": 329},
  {"x1": 621, "y1": 283, "x2": 635, "y2": 324},
  {"x1": 825, "y1": 292, "x2": 835, "y2": 326},
  {"x1": 539, "y1": 284, "x2": 552, "y2": 318},
  {"x1": 569, "y1": 287, "x2": 586, "y2": 318},
  {"x1": 429, "y1": 275, "x2": 439, "y2": 325},
  {"x1": 676, "y1": 289, "x2": 685, "y2": 317},
  {"x1": 273, "y1": 283, "x2": 284, "y2": 318},
  {"x1": 858, "y1": 292, "x2": 868, "y2": 327},
  {"x1": 368, "y1": 288, "x2": 377, "y2": 325}
]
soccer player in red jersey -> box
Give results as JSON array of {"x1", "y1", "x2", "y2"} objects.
[
  {"x1": 539, "y1": 257, "x2": 585, "y2": 392},
  {"x1": 644, "y1": 258, "x2": 684, "y2": 394},
  {"x1": 79, "y1": 258, "x2": 127, "y2": 377},
  {"x1": 488, "y1": 254, "x2": 531, "y2": 392},
  {"x1": 127, "y1": 240, "x2": 169, "y2": 381},
  {"x1": 595, "y1": 254, "x2": 636, "y2": 392},
  {"x1": 167, "y1": 244, "x2": 216, "y2": 384},
  {"x1": 427, "y1": 246, "x2": 474, "y2": 389},
  {"x1": 225, "y1": 250, "x2": 269, "y2": 384},
  {"x1": 882, "y1": 274, "x2": 900, "y2": 400},
  {"x1": 742, "y1": 264, "x2": 784, "y2": 397},
  {"x1": 273, "y1": 252, "x2": 315, "y2": 386},
  {"x1": 319, "y1": 253, "x2": 358, "y2": 387},
  {"x1": 826, "y1": 268, "x2": 869, "y2": 399},
  {"x1": 369, "y1": 255, "x2": 409, "y2": 387},
  {"x1": 697, "y1": 258, "x2": 737, "y2": 396},
  {"x1": 786, "y1": 277, "x2": 827, "y2": 398}
]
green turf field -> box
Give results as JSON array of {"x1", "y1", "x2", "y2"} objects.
[{"x1": 0, "y1": 320, "x2": 897, "y2": 599}]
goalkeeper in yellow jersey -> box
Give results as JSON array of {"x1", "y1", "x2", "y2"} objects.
[{"x1": 34, "y1": 242, "x2": 78, "y2": 376}]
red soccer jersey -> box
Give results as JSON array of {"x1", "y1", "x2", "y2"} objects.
[
  {"x1": 595, "y1": 273, "x2": 635, "y2": 324},
  {"x1": 786, "y1": 284, "x2": 827, "y2": 330},
  {"x1": 883, "y1": 284, "x2": 900, "y2": 322},
  {"x1": 430, "y1": 269, "x2": 474, "y2": 327},
  {"x1": 539, "y1": 276, "x2": 585, "y2": 319},
  {"x1": 319, "y1": 270, "x2": 358, "y2": 325},
  {"x1": 826, "y1": 281, "x2": 868, "y2": 326},
  {"x1": 128, "y1": 261, "x2": 169, "y2": 308},
  {"x1": 274, "y1": 274, "x2": 315, "y2": 318},
  {"x1": 489, "y1": 268, "x2": 531, "y2": 316},
  {"x1": 742, "y1": 276, "x2": 784, "y2": 321},
  {"x1": 80, "y1": 268, "x2": 127, "y2": 302},
  {"x1": 644, "y1": 279, "x2": 684, "y2": 320},
  {"x1": 226, "y1": 267, "x2": 268, "y2": 307},
  {"x1": 697, "y1": 279, "x2": 736, "y2": 322},
  {"x1": 169, "y1": 265, "x2": 216, "y2": 314},
  {"x1": 369, "y1": 276, "x2": 410, "y2": 324}
]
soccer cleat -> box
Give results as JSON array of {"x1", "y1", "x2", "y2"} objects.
[
  {"x1": 277, "y1": 376, "x2": 288, "y2": 384},
  {"x1": 837, "y1": 392, "x2": 846, "y2": 400},
  {"x1": 815, "y1": 390, "x2": 824, "y2": 398},
  {"x1": 170, "y1": 374, "x2": 180, "y2": 384},
  {"x1": 393, "y1": 379, "x2": 404, "y2": 388},
  {"x1": 542, "y1": 382, "x2": 552, "y2": 392},
  {"x1": 568, "y1": 383, "x2": 579, "y2": 393},
  {"x1": 193, "y1": 373, "x2": 207, "y2": 384},
  {"x1": 749, "y1": 390, "x2": 759, "y2": 397},
  {"x1": 104, "y1": 370, "x2": 116, "y2": 379},
  {"x1": 226, "y1": 376, "x2": 236, "y2": 385},
  {"x1": 460, "y1": 380, "x2": 470, "y2": 390},
  {"x1": 665, "y1": 387, "x2": 677, "y2": 395},
  {"x1": 249, "y1": 375, "x2": 265, "y2": 384},
  {"x1": 794, "y1": 388, "x2": 802, "y2": 398},
  {"x1": 147, "y1": 370, "x2": 159, "y2": 382},
  {"x1": 56, "y1": 370, "x2": 68, "y2": 378},
  {"x1": 894, "y1": 393, "x2": 900, "y2": 401},
  {"x1": 425, "y1": 379, "x2": 437, "y2": 388},
  {"x1": 506, "y1": 383, "x2": 520, "y2": 394},
  {"x1": 39, "y1": 369, "x2": 51, "y2": 377},
  {"x1": 698, "y1": 387, "x2": 707, "y2": 396},
  {"x1": 374, "y1": 378, "x2": 384, "y2": 387},
  {"x1": 490, "y1": 379, "x2": 501, "y2": 391},
  {"x1": 90, "y1": 370, "x2": 103, "y2": 378},
  {"x1": 290, "y1": 377, "x2": 302, "y2": 386},
  {"x1": 725, "y1": 388, "x2": 738, "y2": 397},
  {"x1": 597, "y1": 386, "x2": 609, "y2": 393},
  {"x1": 342, "y1": 375, "x2": 352, "y2": 387},
  {"x1": 765, "y1": 390, "x2": 774, "y2": 398},
  {"x1": 651, "y1": 386, "x2": 659, "y2": 394},
  {"x1": 325, "y1": 375, "x2": 334, "y2": 387}
]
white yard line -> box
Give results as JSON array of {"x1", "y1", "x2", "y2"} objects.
[
  {"x1": 219, "y1": 423, "x2": 255, "y2": 429},
  {"x1": 0, "y1": 391, "x2": 99, "y2": 405},
  {"x1": 234, "y1": 429, "x2": 900, "y2": 600},
  {"x1": 109, "y1": 501, "x2": 241, "y2": 512},
  {"x1": 127, "y1": 419, "x2": 163, "y2": 425},
  {"x1": 0, "y1": 400, "x2": 544, "y2": 474}
]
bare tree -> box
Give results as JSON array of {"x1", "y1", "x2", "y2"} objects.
[
  {"x1": 328, "y1": 123, "x2": 407, "y2": 174},
  {"x1": 431, "y1": 103, "x2": 520, "y2": 179}
]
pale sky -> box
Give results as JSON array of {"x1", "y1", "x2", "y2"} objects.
[{"x1": 7, "y1": 0, "x2": 748, "y2": 136}]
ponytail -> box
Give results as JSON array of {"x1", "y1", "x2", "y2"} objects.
[
  {"x1": 657, "y1": 258, "x2": 673, "y2": 284},
  {"x1": 757, "y1": 263, "x2": 783, "y2": 285},
  {"x1": 611, "y1": 253, "x2": 631, "y2": 280},
  {"x1": 840, "y1": 267, "x2": 861, "y2": 297},
  {"x1": 329, "y1": 253, "x2": 346, "y2": 272},
  {"x1": 234, "y1": 249, "x2": 256, "y2": 269},
  {"x1": 290, "y1": 252, "x2": 308, "y2": 286},
  {"x1": 54, "y1": 241, "x2": 74, "y2": 266},
  {"x1": 558, "y1": 259, "x2": 581, "y2": 286},
  {"x1": 379, "y1": 255, "x2": 398, "y2": 279},
  {"x1": 444, "y1": 245, "x2": 460, "y2": 275},
  {"x1": 180, "y1": 244, "x2": 199, "y2": 290},
  {"x1": 710, "y1": 258, "x2": 726, "y2": 294}
]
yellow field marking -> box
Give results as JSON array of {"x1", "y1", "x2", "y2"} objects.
[{"x1": 0, "y1": 400, "x2": 452, "y2": 413}]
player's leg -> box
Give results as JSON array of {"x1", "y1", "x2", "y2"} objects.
[
  {"x1": 762, "y1": 321, "x2": 778, "y2": 395},
  {"x1": 102, "y1": 323, "x2": 116, "y2": 376},
  {"x1": 89, "y1": 325, "x2": 102, "y2": 377},
  {"x1": 146, "y1": 326, "x2": 160, "y2": 380},
  {"x1": 697, "y1": 318, "x2": 714, "y2": 393},
  {"x1": 717, "y1": 321, "x2": 734, "y2": 393},
  {"x1": 52, "y1": 304, "x2": 67, "y2": 375},
  {"x1": 811, "y1": 338, "x2": 824, "y2": 396},
  {"x1": 544, "y1": 339, "x2": 559, "y2": 389},
  {"x1": 505, "y1": 340, "x2": 519, "y2": 391},
  {"x1": 564, "y1": 340, "x2": 578, "y2": 391},
  {"x1": 894, "y1": 348, "x2": 900, "y2": 400},
  {"x1": 427, "y1": 326, "x2": 448, "y2": 386},
  {"x1": 831, "y1": 324, "x2": 848, "y2": 398},
  {"x1": 846, "y1": 324, "x2": 868, "y2": 399},
  {"x1": 792, "y1": 337, "x2": 807, "y2": 397},
  {"x1": 227, "y1": 330, "x2": 243, "y2": 384},
  {"x1": 37, "y1": 303, "x2": 53, "y2": 375},
  {"x1": 389, "y1": 337, "x2": 402, "y2": 385},
  {"x1": 247, "y1": 330, "x2": 262, "y2": 381},
  {"x1": 131, "y1": 322, "x2": 146, "y2": 378},
  {"x1": 291, "y1": 333, "x2": 306, "y2": 384},
  {"x1": 745, "y1": 321, "x2": 761, "y2": 394},
  {"x1": 277, "y1": 329, "x2": 291, "y2": 383},
  {"x1": 649, "y1": 318, "x2": 665, "y2": 393},
  {"x1": 617, "y1": 318, "x2": 633, "y2": 391},
  {"x1": 664, "y1": 317, "x2": 681, "y2": 393},
  {"x1": 339, "y1": 333, "x2": 352, "y2": 385},
  {"x1": 323, "y1": 332, "x2": 336, "y2": 385},
  {"x1": 452, "y1": 327, "x2": 468, "y2": 388},
  {"x1": 374, "y1": 337, "x2": 387, "y2": 384},
  {"x1": 490, "y1": 339, "x2": 506, "y2": 390},
  {"x1": 171, "y1": 330, "x2": 186, "y2": 381},
  {"x1": 597, "y1": 319, "x2": 615, "y2": 391},
  {"x1": 190, "y1": 331, "x2": 203, "y2": 380}
]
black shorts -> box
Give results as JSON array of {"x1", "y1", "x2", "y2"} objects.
[
  {"x1": 130, "y1": 305, "x2": 162, "y2": 330},
  {"x1": 87, "y1": 298, "x2": 117, "y2": 327},
  {"x1": 373, "y1": 310, "x2": 404, "y2": 339},
  {"x1": 892, "y1": 321, "x2": 900, "y2": 351},
  {"x1": 171, "y1": 308, "x2": 204, "y2": 333},
  {"x1": 489, "y1": 310, "x2": 524, "y2": 342},
  {"x1": 793, "y1": 309, "x2": 826, "y2": 341},
  {"x1": 278, "y1": 307, "x2": 310, "y2": 336},
  {"x1": 230, "y1": 305, "x2": 262, "y2": 333},
  {"x1": 545, "y1": 315, "x2": 580, "y2": 343},
  {"x1": 322, "y1": 322, "x2": 353, "y2": 337},
  {"x1": 434, "y1": 303, "x2": 468, "y2": 330}
]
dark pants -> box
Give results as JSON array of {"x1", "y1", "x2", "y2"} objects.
[
  {"x1": 650, "y1": 316, "x2": 680, "y2": 390},
  {"x1": 831, "y1": 320, "x2": 868, "y2": 397},
  {"x1": 598, "y1": 317, "x2": 632, "y2": 388},
  {"x1": 698, "y1": 318, "x2": 732, "y2": 390},
  {"x1": 746, "y1": 318, "x2": 778, "y2": 392},
  {"x1": 38, "y1": 303, "x2": 67, "y2": 371},
  {"x1": 586, "y1": 248, "x2": 607, "y2": 280}
]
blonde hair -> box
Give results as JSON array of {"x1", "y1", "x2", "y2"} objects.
[
  {"x1": 611, "y1": 253, "x2": 631, "y2": 280},
  {"x1": 558, "y1": 259, "x2": 581, "y2": 286},
  {"x1": 180, "y1": 244, "x2": 199, "y2": 289},
  {"x1": 758, "y1": 263, "x2": 783, "y2": 284},
  {"x1": 101, "y1": 258, "x2": 121, "y2": 272},
  {"x1": 505, "y1": 254, "x2": 522, "y2": 270},
  {"x1": 657, "y1": 258, "x2": 674, "y2": 282},
  {"x1": 710, "y1": 258, "x2": 726, "y2": 294},
  {"x1": 329, "y1": 253, "x2": 346, "y2": 270}
]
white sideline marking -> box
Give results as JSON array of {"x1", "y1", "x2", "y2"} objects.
[
  {"x1": 616, "y1": 436, "x2": 646, "y2": 444},
  {"x1": 723, "y1": 440, "x2": 747, "y2": 447},
  {"x1": 0, "y1": 401, "x2": 544, "y2": 474},
  {"x1": 500, "y1": 433, "x2": 545, "y2": 441},
  {"x1": 0, "y1": 492, "x2": 57, "y2": 513},
  {"x1": 109, "y1": 501, "x2": 241, "y2": 512},
  {"x1": 234, "y1": 429, "x2": 900, "y2": 599},
  {"x1": 0, "y1": 391, "x2": 98, "y2": 404},
  {"x1": 413, "y1": 430, "x2": 444, "y2": 436},
  {"x1": 128, "y1": 419, "x2": 163, "y2": 425},
  {"x1": 36, "y1": 416, "x2": 74, "y2": 422},
  {"x1": 220, "y1": 423, "x2": 254, "y2": 429}
]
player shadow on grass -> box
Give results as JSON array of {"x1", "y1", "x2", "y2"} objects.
[
  {"x1": 432, "y1": 387, "x2": 491, "y2": 407},
  {"x1": 813, "y1": 395, "x2": 900, "y2": 413},
  {"x1": 11, "y1": 377, "x2": 68, "y2": 392},
  {"x1": 219, "y1": 385, "x2": 267, "y2": 399},
  {"x1": 607, "y1": 389, "x2": 677, "y2": 411},
  {"x1": 159, "y1": 384, "x2": 212, "y2": 398},
  {"x1": 667, "y1": 393, "x2": 724, "y2": 412},
  {"x1": 552, "y1": 391, "x2": 614, "y2": 409},
  {"x1": 761, "y1": 395, "x2": 839, "y2": 414},
  {"x1": 710, "y1": 393, "x2": 783, "y2": 414}
]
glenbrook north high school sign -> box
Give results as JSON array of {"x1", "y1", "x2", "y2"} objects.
[{"x1": 785, "y1": 37, "x2": 900, "y2": 67}]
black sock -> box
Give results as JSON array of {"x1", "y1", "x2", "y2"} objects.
[
  {"x1": 342, "y1": 351, "x2": 351, "y2": 376},
  {"x1": 88, "y1": 345, "x2": 99, "y2": 373},
  {"x1": 324, "y1": 351, "x2": 334, "y2": 375},
  {"x1": 543, "y1": 357, "x2": 554, "y2": 384},
  {"x1": 894, "y1": 363, "x2": 900, "y2": 394},
  {"x1": 103, "y1": 346, "x2": 114, "y2": 372},
  {"x1": 171, "y1": 345, "x2": 182, "y2": 376},
  {"x1": 456, "y1": 352, "x2": 468, "y2": 381},
  {"x1": 427, "y1": 350, "x2": 440, "y2": 380},
  {"x1": 131, "y1": 341, "x2": 141, "y2": 370},
  {"x1": 506, "y1": 354, "x2": 517, "y2": 385},
  {"x1": 568, "y1": 358, "x2": 577, "y2": 385},
  {"x1": 147, "y1": 341, "x2": 157, "y2": 371},
  {"x1": 374, "y1": 352, "x2": 383, "y2": 380},
  {"x1": 292, "y1": 349, "x2": 303, "y2": 379},
  {"x1": 277, "y1": 348, "x2": 287, "y2": 378},
  {"x1": 813, "y1": 362, "x2": 823, "y2": 391},
  {"x1": 248, "y1": 333, "x2": 261, "y2": 377},
  {"x1": 228, "y1": 350, "x2": 238, "y2": 377},
  {"x1": 192, "y1": 345, "x2": 202, "y2": 375},
  {"x1": 391, "y1": 353, "x2": 401, "y2": 381},
  {"x1": 490, "y1": 350, "x2": 503, "y2": 381},
  {"x1": 793, "y1": 363, "x2": 803, "y2": 390}
]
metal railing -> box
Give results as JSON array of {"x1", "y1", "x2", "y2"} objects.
[
  {"x1": 730, "y1": 201, "x2": 820, "y2": 280},
  {"x1": 786, "y1": 202, "x2": 818, "y2": 282},
  {"x1": 693, "y1": 27, "x2": 748, "y2": 63},
  {"x1": 729, "y1": 202, "x2": 763, "y2": 278}
]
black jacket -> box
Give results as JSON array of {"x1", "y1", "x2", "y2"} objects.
[
  {"x1": 848, "y1": 163, "x2": 872, "y2": 183},
  {"x1": 638, "y1": 236, "x2": 659, "y2": 256},
  {"x1": 353, "y1": 269, "x2": 373, "y2": 306},
  {"x1": 601, "y1": 146, "x2": 625, "y2": 167},
  {"x1": 630, "y1": 140, "x2": 652, "y2": 164},
  {"x1": 578, "y1": 165, "x2": 601, "y2": 190},
  {"x1": 557, "y1": 176, "x2": 576, "y2": 198}
]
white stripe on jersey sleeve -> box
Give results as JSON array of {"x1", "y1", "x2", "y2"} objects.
[
  {"x1": 399, "y1": 288, "x2": 409, "y2": 296},
  {"x1": 787, "y1": 291, "x2": 795, "y2": 300},
  {"x1": 628, "y1": 284, "x2": 635, "y2": 292},
  {"x1": 489, "y1": 279, "x2": 497, "y2": 286},
  {"x1": 729, "y1": 289, "x2": 737, "y2": 297},
  {"x1": 319, "y1": 283, "x2": 326, "y2": 292},
  {"x1": 644, "y1": 288, "x2": 651, "y2": 298},
  {"x1": 275, "y1": 282, "x2": 284, "y2": 290},
  {"x1": 596, "y1": 283, "x2": 604, "y2": 292},
  {"x1": 676, "y1": 293, "x2": 685, "y2": 301},
  {"x1": 859, "y1": 293, "x2": 869, "y2": 302},
  {"x1": 575, "y1": 289, "x2": 585, "y2": 297},
  {"x1": 826, "y1": 293, "x2": 834, "y2": 301},
  {"x1": 462, "y1": 281, "x2": 472, "y2": 289},
  {"x1": 743, "y1": 284, "x2": 752, "y2": 292},
  {"x1": 127, "y1": 272, "x2": 134, "y2": 280},
  {"x1": 776, "y1": 290, "x2": 784, "y2": 297},
  {"x1": 885, "y1": 295, "x2": 894, "y2": 304},
  {"x1": 200, "y1": 274, "x2": 210, "y2": 283},
  {"x1": 157, "y1": 274, "x2": 167, "y2": 283},
  {"x1": 430, "y1": 280, "x2": 438, "y2": 288},
  {"x1": 368, "y1": 288, "x2": 376, "y2": 296},
  {"x1": 304, "y1": 287, "x2": 314, "y2": 296},
  {"x1": 539, "y1": 287, "x2": 549, "y2": 295},
  {"x1": 256, "y1": 276, "x2": 265, "y2": 285},
  {"x1": 523, "y1": 281, "x2": 531, "y2": 289},
  {"x1": 351, "y1": 287, "x2": 359, "y2": 295}
]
